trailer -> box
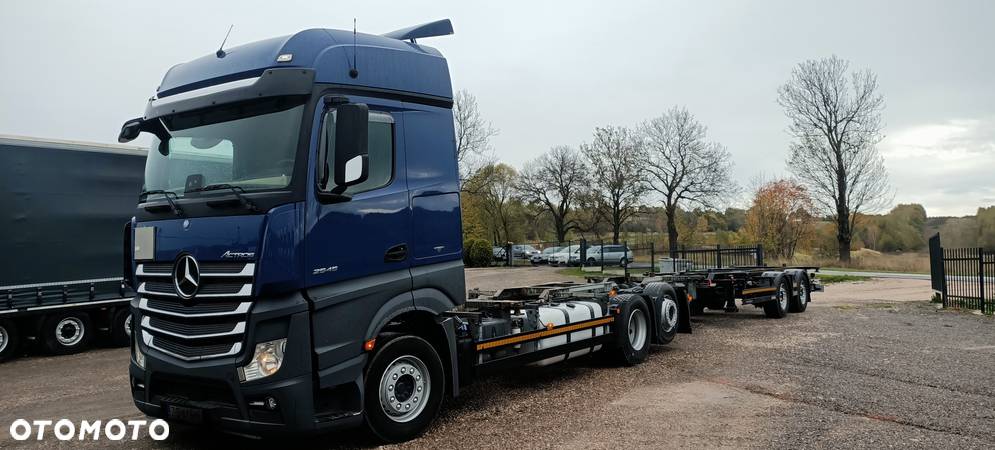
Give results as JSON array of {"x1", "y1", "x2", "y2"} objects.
[
  {"x1": 0, "y1": 135, "x2": 146, "y2": 361},
  {"x1": 593, "y1": 265, "x2": 823, "y2": 318}
]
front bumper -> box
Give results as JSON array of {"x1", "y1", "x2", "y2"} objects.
[{"x1": 129, "y1": 295, "x2": 364, "y2": 435}]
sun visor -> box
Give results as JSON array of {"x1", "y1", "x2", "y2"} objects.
[{"x1": 143, "y1": 68, "x2": 315, "y2": 120}]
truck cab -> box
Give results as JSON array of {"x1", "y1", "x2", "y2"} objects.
[{"x1": 121, "y1": 20, "x2": 466, "y2": 440}]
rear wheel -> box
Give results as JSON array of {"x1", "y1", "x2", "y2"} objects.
[
  {"x1": 0, "y1": 319, "x2": 20, "y2": 362},
  {"x1": 42, "y1": 311, "x2": 92, "y2": 355},
  {"x1": 643, "y1": 283, "x2": 679, "y2": 345},
  {"x1": 763, "y1": 278, "x2": 790, "y2": 319},
  {"x1": 364, "y1": 335, "x2": 445, "y2": 443},
  {"x1": 619, "y1": 257, "x2": 628, "y2": 266},
  {"x1": 789, "y1": 275, "x2": 810, "y2": 313},
  {"x1": 609, "y1": 296, "x2": 650, "y2": 366}
]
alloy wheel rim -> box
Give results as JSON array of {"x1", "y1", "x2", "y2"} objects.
[
  {"x1": 379, "y1": 355, "x2": 430, "y2": 423},
  {"x1": 0, "y1": 325, "x2": 7, "y2": 353},
  {"x1": 56, "y1": 318, "x2": 84, "y2": 346},
  {"x1": 628, "y1": 308, "x2": 648, "y2": 351},
  {"x1": 778, "y1": 284, "x2": 788, "y2": 311}
]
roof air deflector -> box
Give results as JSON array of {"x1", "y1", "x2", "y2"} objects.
[{"x1": 382, "y1": 19, "x2": 454, "y2": 42}]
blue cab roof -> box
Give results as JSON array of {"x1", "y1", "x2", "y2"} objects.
[{"x1": 157, "y1": 27, "x2": 452, "y2": 101}]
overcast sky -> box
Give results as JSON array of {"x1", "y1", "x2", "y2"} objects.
[{"x1": 2, "y1": 0, "x2": 992, "y2": 217}]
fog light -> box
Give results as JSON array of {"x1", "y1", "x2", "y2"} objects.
[{"x1": 238, "y1": 338, "x2": 287, "y2": 382}]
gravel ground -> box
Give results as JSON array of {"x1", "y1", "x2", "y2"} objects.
[{"x1": 3, "y1": 269, "x2": 994, "y2": 449}]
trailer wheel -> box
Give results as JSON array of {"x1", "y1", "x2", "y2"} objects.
[
  {"x1": 0, "y1": 319, "x2": 20, "y2": 362},
  {"x1": 609, "y1": 295, "x2": 650, "y2": 366},
  {"x1": 762, "y1": 278, "x2": 790, "y2": 319},
  {"x1": 364, "y1": 335, "x2": 445, "y2": 443},
  {"x1": 108, "y1": 308, "x2": 133, "y2": 348},
  {"x1": 42, "y1": 311, "x2": 92, "y2": 355},
  {"x1": 643, "y1": 283, "x2": 679, "y2": 344},
  {"x1": 788, "y1": 274, "x2": 810, "y2": 313}
]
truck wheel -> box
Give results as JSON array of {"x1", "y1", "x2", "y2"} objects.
[
  {"x1": 42, "y1": 312, "x2": 92, "y2": 355},
  {"x1": 0, "y1": 319, "x2": 20, "y2": 362},
  {"x1": 763, "y1": 278, "x2": 790, "y2": 319},
  {"x1": 788, "y1": 274, "x2": 810, "y2": 313},
  {"x1": 108, "y1": 308, "x2": 133, "y2": 347},
  {"x1": 610, "y1": 296, "x2": 651, "y2": 366},
  {"x1": 643, "y1": 283, "x2": 679, "y2": 345},
  {"x1": 364, "y1": 335, "x2": 445, "y2": 443}
]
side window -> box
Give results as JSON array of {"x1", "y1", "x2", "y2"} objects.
[{"x1": 319, "y1": 110, "x2": 395, "y2": 195}]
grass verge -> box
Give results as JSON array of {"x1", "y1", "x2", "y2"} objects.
[{"x1": 819, "y1": 274, "x2": 871, "y2": 284}]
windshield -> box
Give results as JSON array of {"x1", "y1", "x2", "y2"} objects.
[{"x1": 143, "y1": 96, "x2": 307, "y2": 199}]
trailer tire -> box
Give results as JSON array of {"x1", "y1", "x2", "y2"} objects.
[
  {"x1": 0, "y1": 319, "x2": 20, "y2": 362},
  {"x1": 788, "y1": 274, "x2": 810, "y2": 313},
  {"x1": 643, "y1": 283, "x2": 679, "y2": 345},
  {"x1": 609, "y1": 295, "x2": 651, "y2": 366},
  {"x1": 108, "y1": 308, "x2": 133, "y2": 348},
  {"x1": 762, "y1": 278, "x2": 790, "y2": 319},
  {"x1": 41, "y1": 311, "x2": 92, "y2": 355},
  {"x1": 364, "y1": 335, "x2": 445, "y2": 443}
]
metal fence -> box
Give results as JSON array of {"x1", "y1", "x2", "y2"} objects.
[
  {"x1": 929, "y1": 234, "x2": 995, "y2": 314},
  {"x1": 498, "y1": 239, "x2": 764, "y2": 276}
]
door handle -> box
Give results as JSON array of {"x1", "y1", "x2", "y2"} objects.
[{"x1": 385, "y1": 244, "x2": 408, "y2": 262}]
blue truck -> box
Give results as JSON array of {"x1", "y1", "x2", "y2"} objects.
[{"x1": 117, "y1": 19, "x2": 814, "y2": 442}]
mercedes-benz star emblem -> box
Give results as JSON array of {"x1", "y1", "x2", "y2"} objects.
[{"x1": 173, "y1": 255, "x2": 201, "y2": 299}]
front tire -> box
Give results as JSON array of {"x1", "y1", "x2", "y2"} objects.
[
  {"x1": 763, "y1": 278, "x2": 790, "y2": 319},
  {"x1": 0, "y1": 319, "x2": 20, "y2": 362},
  {"x1": 42, "y1": 312, "x2": 92, "y2": 355},
  {"x1": 364, "y1": 335, "x2": 445, "y2": 443}
]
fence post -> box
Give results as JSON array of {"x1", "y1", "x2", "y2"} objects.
[
  {"x1": 756, "y1": 245, "x2": 765, "y2": 266},
  {"x1": 599, "y1": 239, "x2": 605, "y2": 272},
  {"x1": 650, "y1": 244, "x2": 655, "y2": 273},
  {"x1": 623, "y1": 240, "x2": 629, "y2": 279},
  {"x1": 980, "y1": 247, "x2": 986, "y2": 314},
  {"x1": 716, "y1": 244, "x2": 722, "y2": 269}
]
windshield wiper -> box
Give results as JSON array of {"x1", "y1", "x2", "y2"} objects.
[
  {"x1": 139, "y1": 190, "x2": 184, "y2": 216},
  {"x1": 188, "y1": 184, "x2": 259, "y2": 212}
]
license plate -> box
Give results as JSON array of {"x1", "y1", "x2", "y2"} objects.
[{"x1": 166, "y1": 404, "x2": 204, "y2": 424}]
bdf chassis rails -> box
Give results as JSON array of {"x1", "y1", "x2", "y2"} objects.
[
  {"x1": 452, "y1": 281, "x2": 692, "y2": 384},
  {"x1": 594, "y1": 267, "x2": 823, "y2": 318}
]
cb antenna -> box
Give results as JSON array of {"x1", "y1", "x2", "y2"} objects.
[
  {"x1": 216, "y1": 24, "x2": 234, "y2": 58},
  {"x1": 349, "y1": 18, "x2": 359, "y2": 78}
]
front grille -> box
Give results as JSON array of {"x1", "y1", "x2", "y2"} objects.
[
  {"x1": 148, "y1": 316, "x2": 240, "y2": 336},
  {"x1": 137, "y1": 261, "x2": 254, "y2": 361},
  {"x1": 145, "y1": 298, "x2": 243, "y2": 315},
  {"x1": 152, "y1": 334, "x2": 239, "y2": 359}
]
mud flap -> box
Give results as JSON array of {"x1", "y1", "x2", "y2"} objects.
[{"x1": 674, "y1": 285, "x2": 692, "y2": 334}]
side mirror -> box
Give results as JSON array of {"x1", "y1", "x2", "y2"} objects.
[
  {"x1": 334, "y1": 103, "x2": 369, "y2": 187},
  {"x1": 118, "y1": 118, "x2": 144, "y2": 143}
]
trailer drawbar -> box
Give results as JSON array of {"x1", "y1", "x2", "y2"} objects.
[{"x1": 116, "y1": 19, "x2": 819, "y2": 442}]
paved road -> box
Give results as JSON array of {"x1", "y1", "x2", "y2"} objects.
[{"x1": 6, "y1": 273, "x2": 995, "y2": 448}]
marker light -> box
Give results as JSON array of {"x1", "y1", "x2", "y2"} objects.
[{"x1": 239, "y1": 338, "x2": 287, "y2": 382}]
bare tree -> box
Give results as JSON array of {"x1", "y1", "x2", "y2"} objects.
[
  {"x1": 516, "y1": 146, "x2": 588, "y2": 242},
  {"x1": 476, "y1": 164, "x2": 518, "y2": 244},
  {"x1": 453, "y1": 89, "x2": 498, "y2": 191},
  {"x1": 778, "y1": 55, "x2": 890, "y2": 262},
  {"x1": 581, "y1": 126, "x2": 647, "y2": 244},
  {"x1": 640, "y1": 106, "x2": 734, "y2": 255}
]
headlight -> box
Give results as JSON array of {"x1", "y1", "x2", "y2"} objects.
[
  {"x1": 133, "y1": 338, "x2": 146, "y2": 369},
  {"x1": 238, "y1": 338, "x2": 287, "y2": 382}
]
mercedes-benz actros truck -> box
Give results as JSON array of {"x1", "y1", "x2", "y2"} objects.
[{"x1": 118, "y1": 19, "x2": 814, "y2": 442}]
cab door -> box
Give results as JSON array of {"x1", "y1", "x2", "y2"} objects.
[{"x1": 303, "y1": 96, "x2": 412, "y2": 372}]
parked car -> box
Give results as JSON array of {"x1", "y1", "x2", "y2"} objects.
[
  {"x1": 492, "y1": 246, "x2": 507, "y2": 261},
  {"x1": 511, "y1": 244, "x2": 540, "y2": 259},
  {"x1": 531, "y1": 246, "x2": 562, "y2": 264},
  {"x1": 586, "y1": 244, "x2": 634, "y2": 266},
  {"x1": 548, "y1": 245, "x2": 582, "y2": 266}
]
